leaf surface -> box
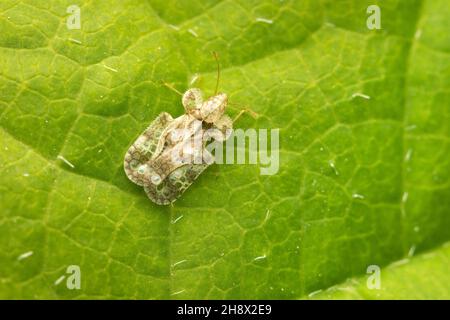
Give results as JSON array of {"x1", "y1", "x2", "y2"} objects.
[{"x1": 0, "y1": 0, "x2": 449, "y2": 299}]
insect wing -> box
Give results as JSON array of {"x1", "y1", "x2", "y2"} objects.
[
  {"x1": 147, "y1": 117, "x2": 205, "y2": 181},
  {"x1": 124, "y1": 112, "x2": 173, "y2": 186},
  {"x1": 144, "y1": 163, "x2": 209, "y2": 205}
]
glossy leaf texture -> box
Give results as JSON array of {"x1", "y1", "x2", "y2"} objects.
[{"x1": 0, "y1": 0, "x2": 449, "y2": 299}]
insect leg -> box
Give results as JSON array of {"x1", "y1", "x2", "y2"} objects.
[
  {"x1": 227, "y1": 102, "x2": 259, "y2": 122},
  {"x1": 161, "y1": 81, "x2": 183, "y2": 96}
]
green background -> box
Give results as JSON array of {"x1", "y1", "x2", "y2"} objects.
[{"x1": 0, "y1": 0, "x2": 449, "y2": 299}]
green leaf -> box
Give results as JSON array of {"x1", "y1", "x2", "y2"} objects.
[
  {"x1": 0, "y1": 0, "x2": 449, "y2": 299},
  {"x1": 308, "y1": 243, "x2": 450, "y2": 299}
]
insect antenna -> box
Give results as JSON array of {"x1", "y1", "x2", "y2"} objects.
[{"x1": 212, "y1": 51, "x2": 220, "y2": 95}]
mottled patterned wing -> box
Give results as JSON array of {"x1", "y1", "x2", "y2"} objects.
[
  {"x1": 144, "y1": 163, "x2": 209, "y2": 205},
  {"x1": 123, "y1": 112, "x2": 173, "y2": 186}
]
